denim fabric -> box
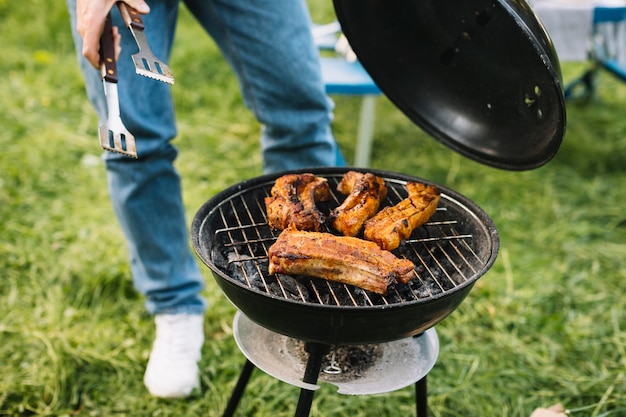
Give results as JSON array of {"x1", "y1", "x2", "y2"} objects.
[{"x1": 67, "y1": 0, "x2": 345, "y2": 315}]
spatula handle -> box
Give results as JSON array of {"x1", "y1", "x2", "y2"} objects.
[
  {"x1": 117, "y1": 2, "x2": 145, "y2": 31},
  {"x1": 99, "y1": 14, "x2": 118, "y2": 83}
]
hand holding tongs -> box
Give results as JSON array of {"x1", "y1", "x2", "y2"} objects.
[
  {"x1": 96, "y1": 3, "x2": 174, "y2": 157},
  {"x1": 98, "y1": 14, "x2": 137, "y2": 158}
]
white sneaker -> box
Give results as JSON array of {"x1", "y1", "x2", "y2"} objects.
[{"x1": 143, "y1": 313, "x2": 205, "y2": 398}]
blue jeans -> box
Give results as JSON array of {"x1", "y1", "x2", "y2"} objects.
[{"x1": 67, "y1": 0, "x2": 345, "y2": 315}]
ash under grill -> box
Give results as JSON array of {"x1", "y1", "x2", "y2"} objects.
[{"x1": 204, "y1": 173, "x2": 491, "y2": 308}]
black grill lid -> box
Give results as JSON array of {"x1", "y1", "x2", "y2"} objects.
[{"x1": 333, "y1": 0, "x2": 566, "y2": 170}]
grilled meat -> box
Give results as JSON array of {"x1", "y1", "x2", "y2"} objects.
[
  {"x1": 330, "y1": 171, "x2": 387, "y2": 237},
  {"x1": 268, "y1": 226, "x2": 415, "y2": 295},
  {"x1": 265, "y1": 173, "x2": 331, "y2": 231},
  {"x1": 363, "y1": 182, "x2": 440, "y2": 251}
]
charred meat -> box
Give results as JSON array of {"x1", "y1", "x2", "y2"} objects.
[
  {"x1": 268, "y1": 226, "x2": 415, "y2": 295},
  {"x1": 264, "y1": 173, "x2": 331, "y2": 231},
  {"x1": 363, "y1": 182, "x2": 440, "y2": 251},
  {"x1": 330, "y1": 171, "x2": 387, "y2": 237}
]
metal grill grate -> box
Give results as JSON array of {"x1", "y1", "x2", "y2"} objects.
[{"x1": 207, "y1": 174, "x2": 490, "y2": 308}]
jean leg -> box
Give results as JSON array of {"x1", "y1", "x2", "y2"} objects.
[
  {"x1": 67, "y1": 0, "x2": 206, "y2": 315},
  {"x1": 183, "y1": 0, "x2": 346, "y2": 173}
]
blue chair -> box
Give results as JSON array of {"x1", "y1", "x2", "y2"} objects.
[
  {"x1": 313, "y1": 23, "x2": 382, "y2": 167},
  {"x1": 564, "y1": 6, "x2": 626, "y2": 99},
  {"x1": 594, "y1": 7, "x2": 626, "y2": 80}
]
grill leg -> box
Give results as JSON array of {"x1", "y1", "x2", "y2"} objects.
[
  {"x1": 222, "y1": 359, "x2": 256, "y2": 417},
  {"x1": 294, "y1": 343, "x2": 330, "y2": 417},
  {"x1": 415, "y1": 376, "x2": 428, "y2": 417}
]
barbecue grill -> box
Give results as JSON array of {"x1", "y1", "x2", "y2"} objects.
[
  {"x1": 191, "y1": 167, "x2": 499, "y2": 416},
  {"x1": 191, "y1": 0, "x2": 567, "y2": 414},
  {"x1": 192, "y1": 168, "x2": 498, "y2": 345}
]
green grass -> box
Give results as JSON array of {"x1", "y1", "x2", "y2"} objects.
[{"x1": 1, "y1": 1, "x2": 625, "y2": 416}]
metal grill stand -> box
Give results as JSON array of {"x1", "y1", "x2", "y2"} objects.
[{"x1": 223, "y1": 312, "x2": 439, "y2": 417}]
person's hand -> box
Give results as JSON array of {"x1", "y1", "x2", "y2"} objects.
[{"x1": 76, "y1": 0, "x2": 150, "y2": 68}]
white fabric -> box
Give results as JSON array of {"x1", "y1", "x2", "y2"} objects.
[
  {"x1": 596, "y1": 19, "x2": 626, "y2": 64},
  {"x1": 532, "y1": 0, "x2": 626, "y2": 61},
  {"x1": 533, "y1": 0, "x2": 595, "y2": 61}
]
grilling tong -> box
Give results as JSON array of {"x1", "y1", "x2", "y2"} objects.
[{"x1": 98, "y1": 3, "x2": 174, "y2": 158}]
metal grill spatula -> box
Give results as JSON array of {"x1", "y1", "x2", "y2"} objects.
[
  {"x1": 98, "y1": 14, "x2": 138, "y2": 158},
  {"x1": 117, "y1": 2, "x2": 174, "y2": 84}
]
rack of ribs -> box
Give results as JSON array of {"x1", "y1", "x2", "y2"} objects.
[
  {"x1": 363, "y1": 182, "x2": 441, "y2": 251},
  {"x1": 268, "y1": 226, "x2": 415, "y2": 295},
  {"x1": 264, "y1": 173, "x2": 331, "y2": 231}
]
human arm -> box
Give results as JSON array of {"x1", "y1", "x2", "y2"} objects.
[{"x1": 75, "y1": 0, "x2": 150, "y2": 68}]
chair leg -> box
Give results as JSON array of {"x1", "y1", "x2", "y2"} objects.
[
  {"x1": 354, "y1": 95, "x2": 377, "y2": 167},
  {"x1": 564, "y1": 67, "x2": 598, "y2": 100}
]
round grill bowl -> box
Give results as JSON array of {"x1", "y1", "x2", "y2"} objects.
[{"x1": 191, "y1": 168, "x2": 499, "y2": 345}]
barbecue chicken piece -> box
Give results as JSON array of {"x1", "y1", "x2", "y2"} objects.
[
  {"x1": 265, "y1": 173, "x2": 331, "y2": 231},
  {"x1": 363, "y1": 182, "x2": 441, "y2": 251},
  {"x1": 268, "y1": 226, "x2": 415, "y2": 295},
  {"x1": 330, "y1": 171, "x2": 387, "y2": 237}
]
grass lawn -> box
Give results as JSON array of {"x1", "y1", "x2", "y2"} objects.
[{"x1": 1, "y1": 1, "x2": 625, "y2": 416}]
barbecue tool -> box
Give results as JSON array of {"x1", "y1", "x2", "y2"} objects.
[
  {"x1": 98, "y1": 14, "x2": 138, "y2": 158},
  {"x1": 117, "y1": 2, "x2": 174, "y2": 84}
]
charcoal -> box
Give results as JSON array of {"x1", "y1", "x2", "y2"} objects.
[
  {"x1": 276, "y1": 275, "x2": 309, "y2": 300},
  {"x1": 292, "y1": 341, "x2": 383, "y2": 381},
  {"x1": 226, "y1": 254, "x2": 264, "y2": 288},
  {"x1": 351, "y1": 287, "x2": 371, "y2": 306},
  {"x1": 411, "y1": 278, "x2": 442, "y2": 298}
]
